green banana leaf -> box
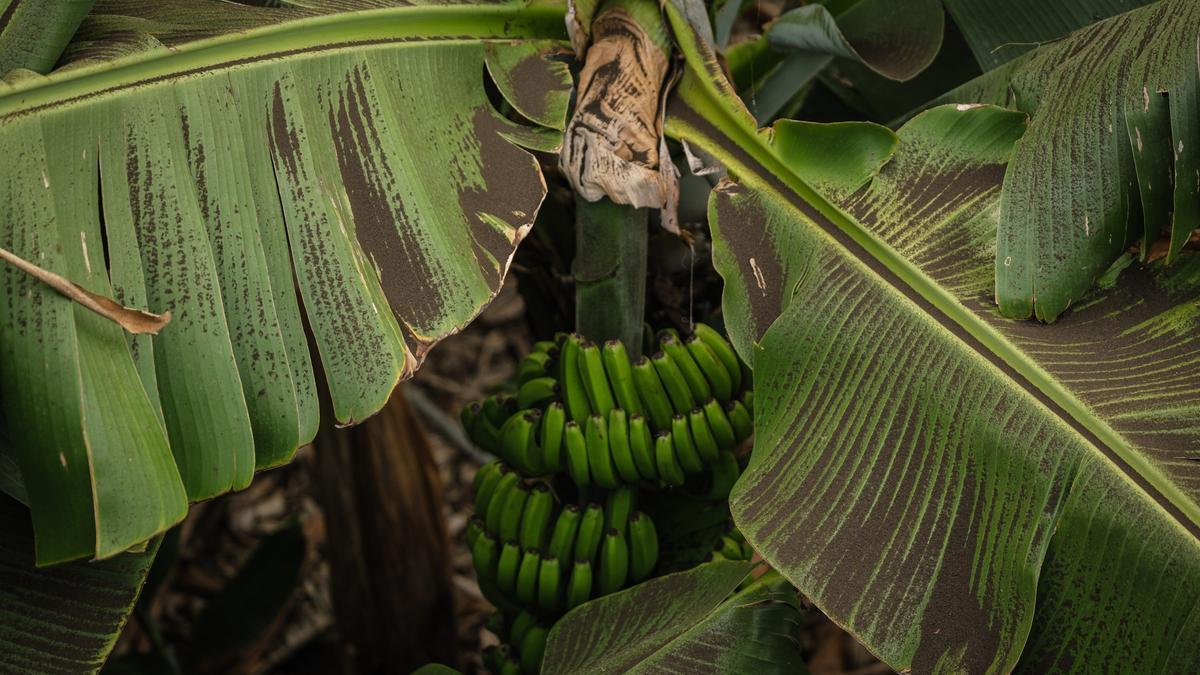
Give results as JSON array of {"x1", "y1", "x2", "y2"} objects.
[
  {"x1": 0, "y1": 494, "x2": 159, "y2": 673},
  {"x1": 942, "y1": 0, "x2": 1156, "y2": 71},
  {"x1": 726, "y1": 0, "x2": 943, "y2": 124},
  {"x1": 936, "y1": 0, "x2": 1199, "y2": 321},
  {"x1": 0, "y1": 0, "x2": 569, "y2": 565},
  {"x1": 542, "y1": 561, "x2": 807, "y2": 674},
  {"x1": 663, "y1": 3, "x2": 1200, "y2": 672},
  {"x1": 0, "y1": 0, "x2": 96, "y2": 76}
]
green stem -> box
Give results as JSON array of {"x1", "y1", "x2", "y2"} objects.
[{"x1": 573, "y1": 196, "x2": 648, "y2": 352}]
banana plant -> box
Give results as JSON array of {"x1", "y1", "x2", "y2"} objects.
[{"x1": 1, "y1": 0, "x2": 1198, "y2": 672}]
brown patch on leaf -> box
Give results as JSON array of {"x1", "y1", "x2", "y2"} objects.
[
  {"x1": 0, "y1": 245, "x2": 170, "y2": 334},
  {"x1": 559, "y1": 6, "x2": 670, "y2": 210}
]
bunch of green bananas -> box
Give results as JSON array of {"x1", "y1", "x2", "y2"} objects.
[
  {"x1": 469, "y1": 473, "x2": 657, "y2": 673},
  {"x1": 461, "y1": 325, "x2": 754, "y2": 490},
  {"x1": 462, "y1": 324, "x2": 752, "y2": 674}
]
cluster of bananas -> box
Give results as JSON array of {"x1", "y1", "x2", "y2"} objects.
[
  {"x1": 468, "y1": 477, "x2": 655, "y2": 673},
  {"x1": 461, "y1": 324, "x2": 753, "y2": 674},
  {"x1": 461, "y1": 325, "x2": 754, "y2": 491}
]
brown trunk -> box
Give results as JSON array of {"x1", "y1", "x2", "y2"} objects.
[{"x1": 311, "y1": 385, "x2": 458, "y2": 673}]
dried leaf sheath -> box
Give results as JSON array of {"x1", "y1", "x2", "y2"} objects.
[{"x1": 560, "y1": 5, "x2": 671, "y2": 209}]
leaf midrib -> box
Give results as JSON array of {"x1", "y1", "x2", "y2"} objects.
[
  {"x1": 661, "y1": 3, "x2": 1200, "y2": 538},
  {"x1": 0, "y1": 2, "x2": 568, "y2": 119}
]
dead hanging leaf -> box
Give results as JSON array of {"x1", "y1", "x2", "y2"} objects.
[
  {"x1": 0, "y1": 246, "x2": 171, "y2": 335},
  {"x1": 559, "y1": 6, "x2": 671, "y2": 210}
]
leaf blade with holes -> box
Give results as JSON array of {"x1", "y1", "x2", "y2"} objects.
[{"x1": 663, "y1": 2, "x2": 1200, "y2": 671}]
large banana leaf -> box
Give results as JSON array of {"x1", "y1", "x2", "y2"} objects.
[
  {"x1": 663, "y1": 3, "x2": 1200, "y2": 672},
  {"x1": 0, "y1": 0, "x2": 96, "y2": 75},
  {"x1": 942, "y1": 0, "x2": 1156, "y2": 70},
  {"x1": 542, "y1": 562, "x2": 808, "y2": 675},
  {"x1": 0, "y1": 494, "x2": 159, "y2": 673},
  {"x1": 0, "y1": 0, "x2": 569, "y2": 564},
  {"x1": 928, "y1": 0, "x2": 1200, "y2": 322}
]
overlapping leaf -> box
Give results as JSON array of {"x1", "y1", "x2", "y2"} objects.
[
  {"x1": 727, "y1": 0, "x2": 943, "y2": 123},
  {"x1": 0, "y1": 495, "x2": 159, "y2": 673},
  {"x1": 932, "y1": 0, "x2": 1200, "y2": 321},
  {"x1": 0, "y1": 0, "x2": 569, "y2": 564},
  {"x1": 664, "y1": 3, "x2": 1200, "y2": 671},
  {"x1": 542, "y1": 562, "x2": 807, "y2": 675},
  {"x1": 0, "y1": 0, "x2": 96, "y2": 75}
]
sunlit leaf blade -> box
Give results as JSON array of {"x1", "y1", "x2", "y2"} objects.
[
  {"x1": 0, "y1": 494, "x2": 158, "y2": 673},
  {"x1": 0, "y1": 0, "x2": 96, "y2": 75},
  {"x1": 543, "y1": 562, "x2": 807, "y2": 675},
  {"x1": 663, "y1": 6, "x2": 1200, "y2": 671},
  {"x1": 0, "y1": 1, "x2": 567, "y2": 562},
  {"x1": 943, "y1": 0, "x2": 1155, "y2": 71}
]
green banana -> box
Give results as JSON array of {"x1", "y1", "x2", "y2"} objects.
[
  {"x1": 688, "y1": 407, "x2": 721, "y2": 464},
  {"x1": 631, "y1": 356, "x2": 675, "y2": 432},
  {"x1": 466, "y1": 515, "x2": 484, "y2": 551},
  {"x1": 602, "y1": 339, "x2": 643, "y2": 415},
  {"x1": 537, "y1": 554, "x2": 562, "y2": 613},
  {"x1": 472, "y1": 529, "x2": 499, "y2": 581},
  {"x1": 519, "y1": 483, "x2": 555, "y2": 551},
  {"x1": 654, "y1": 432, "x2": 686, "y2": 487},
  {"x1": 473, "y1": 461, "x2": 504, "y2": 515},
  {"x1": 706, "y1": 450, "x2": 740, "y2": 500},
  {"x1": 485, "y1": 471, "x2": 521, "y2": 534},
  {"x1": 742, "y1": 389, "x2": 754, "y2": 414},
  {"x1": 499, "y1": 482, "x2": 530, "y2": 543},
  {"x1": 563, "y1": 421, "x2": 591, "y2": 488},
  {"x1": 605, "y1": 486, "x2": 636, "y2": 536},
  {"x1": 518, "y1": 351, "x2": 551, "y2": 384},
  {"x1": 497, "y1": 539, "x2": 522, "y2": 594},
  {"x1": 628, "y1": 511, "x2": 658, "y2": 582},
  {"x1": 651, "y1": 350, "x2": 696, "y2": 414},
  {"x1": 607, "y1": 408, "x2": 641, "y2": 484},
  {"x1": 727, "y1": 400, "x2": 754, "y2": 443},
  {"x1": 516, "y1": 547, "x2": 542, "y2": 606},
  {"x1": 499, "y1": 410, "x2": 542, "y2": 474},
  {"x1": 532, "y1": 340, "x2": 558, "y2": 355},
  {"x1": 540, "y1": 401, "x2": 566, "y2": 473},
  {"x1": 694, "y1": 323, "x2": 742, "y2": 393},
  {"x1": 467, "y1": 407, "x2": 502, "y2": 453},
  {"x1": 686, "y1": 336, "x2": 734, "y2": 403},
  {"x1": 585, "y1": 414, "x2": 621, "y2": 490},
  {"x1": 519, "y1": 623, "x2": 549, "y2": 674},
  {"x1": 655, "y1": 327, "x2": 681, "y2": 343},
  {"x1": 577, "y1": 340, "x2": 616, "y2": 418},
  {"x1": 596, "y1": 529, "x2": 629, "y2": 596},
  {"x1": 547, "y1": 504, "x2": 582, "y2": 564},
  {"x1": 565, "y1": 559, "x2": 593, "y2": 609},
  {"x1": 574, "y1": 502, "x2": 605, "y2": 563},
  {"x1": 461, "y1": 402, "x2": 481, "y2": 439},
  {"x1": 510, "y1": 610, "x2": 537, "y2": 648},
  {"x1": 628, "y1": 414, "x2": 658, "y2": 480},
  {"x1": 483, "y1": 394, "x2": 514, "y2": 427},
  {"x1": 703, "y1": 398, "x2": 738, "y2": 450},
  {"x1": 516, "y1": 376, "x2": 559, "y2": 410},
  {"x1": 642, "y1": 321, "x2": 655, "y2": 356},
  {"x1": 670, "y1": 413, "x2": 705, "y2": 473},
  {"x1": 560, "y1": 335, "x2": 593, "y2": 423},
  {"x1": 660, "y1": 334, "x2": 711, "y2": 402}
]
